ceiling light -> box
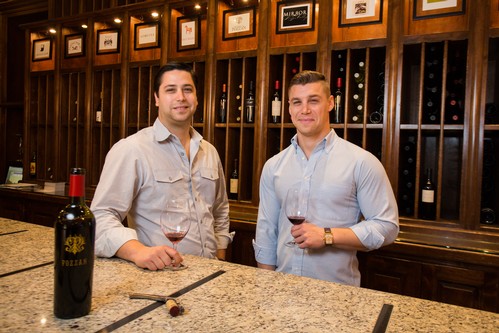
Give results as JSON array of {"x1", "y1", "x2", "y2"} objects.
[
  {"x1": 151, "y1": 11, "x2": 159, "y2": 18},
  {"x1": 81, "y1": 24, "x2": 88, "y2": 29},
  {"x1": 114, "y1": 18, "x2": 122, "y2": 24},
  {"x1": 49, "y1": 28, "x2": 56, "y2": 34}
]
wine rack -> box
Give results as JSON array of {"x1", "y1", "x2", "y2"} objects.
[
  {"x1": 482, "y1": 37, "x2": 499, "y2": 226},
  {"x1": 27, "y1": 73, "x2": 55, "y2": 181},
  {"x1": 400, "y1": 39, "x2": 468, "y2": 222},
  {"x1": 90, "y1": 67, "x2": 122, "y2": 185},
  {"x1": 214, "y1": 56, "x2": 257, "y2": 202},
  {"x1": 329, "y1": 46, "x2": 385, "y2": 160}
]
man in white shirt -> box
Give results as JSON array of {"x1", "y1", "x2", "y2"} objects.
[
  {"x1": 253, "y1": 70, "x2": 399, "y2": 285},
  {"x1": 91, "y1": 62, "x2": 231, "y2": 270}
]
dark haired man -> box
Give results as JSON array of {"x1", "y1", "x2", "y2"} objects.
[{"x1": 92, "y1": 62, "x2": 231, "y2": 270}]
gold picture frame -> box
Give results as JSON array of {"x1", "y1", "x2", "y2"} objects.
[
  {"x1": 223, "y1": 7, "x2": 256, "y2": 41},
  {"x1": 414, "y1": 0, "x2": 465, "y2": 19},
  {"x1": 339, "y1": 0, "x2": 383, "y2": 27}
]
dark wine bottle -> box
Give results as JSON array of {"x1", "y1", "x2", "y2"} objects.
[
  {"x1": 420, "y1": 168, "x2": 436, "y2": 220},
  {"x1": 271, "y1": 80, "x2": 281, "y2": 124},
  {"x1": 96, "y1": 92, "x2": 103, "y2": 123},
  {"x1": 29, "y1": 151, "x2": 36, "y2": 178},
  {"x1": 229, "y1": 158, "x2": 239, "y2": 200},
  {"x1": 245, "y1": 81, "x2": 255, "y2": 123},
  {"x1": 219, "y1": 83, "x2": 227, "y2": 123},
  {"x1": 333, "y1": 77, "x2": 343, "y2": 124},
  {"x1": 54, "y1": 168, "x2": 95, "y2": 319}
]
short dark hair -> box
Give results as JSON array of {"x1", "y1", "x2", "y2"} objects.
[
  {"x1": 153, "y1": 62, "x2": 198, "y2": 96},
  {"x1": 288, "y1": 70, "x2": 331, "y2": 95}
]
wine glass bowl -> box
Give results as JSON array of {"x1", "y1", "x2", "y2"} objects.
[
  {"x1": 160, "y1": 198, "x2": 192, "y2": 269},
  {"x1": 284, "y1": 187, "x2": 308, "y2": 246}
]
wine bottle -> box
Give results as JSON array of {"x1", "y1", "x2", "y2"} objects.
[
  {"x1": 245, "y1": 81, "x2": 255, "y2": 123},
  {"x1": 271, "y1": 80, "x2": 281, "y2": 124},
  {"x1": 54, "y1": 168, "x2": 95, "y2": 319},
  {"x1": 333, "y1": 77, "x2": 343, "y2": 124},
  {"x1": 219, "y1": 83, "x2": 227, "y2": 123},
  {"x1": 29, "y1": 152, "x2": 36, "y2": 178},
  {"x1": 229, "y1": 158, "x2": 239, "y2": 200},
  {"x1": 420, "y1": 168, "x2": 436, "y2": 220},
  {"x1": 96, "y1": 92, "x2": 103, "y2": 123}
]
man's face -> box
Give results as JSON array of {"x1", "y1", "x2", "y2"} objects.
[
  {"x1": 154, "y1": 69, "x2": 198, "y2": 127},
  {"x1": 288, "y1": 81, "x2": 334, "y2": 139}
]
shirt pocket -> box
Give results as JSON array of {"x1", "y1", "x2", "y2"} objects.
[
  {"x1": 199, "y1": 167, "x2": 219, "y2": 181},
  {"x1": 153, "y1": 169, "x2": 184, "y2": 183},
  {"x1": 196, "y1": 167, "x2": 219, "y2": 204}
]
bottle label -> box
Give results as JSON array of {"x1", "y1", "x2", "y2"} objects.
[
  {"x1": 271, "y1": 100, "x2": 281, "y2": 117},
  {"x1": 96, "y1": 111, "x2": 102, "y2": 122},
  {"x1": 335, "y1": 95, "x2": 341, "y2": 106},
  {"x1": 230, "y1": 179, "x2": 238, "y2": 194},
  {"x1": 422, "y1": 189, "x2": 434, "y2": 203},
  {"x1": 30, "y1": 162, "x2": 36, "y2": 175}
]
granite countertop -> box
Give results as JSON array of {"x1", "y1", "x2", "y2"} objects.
[{"x1": 1, "y1": 218, "x2": 498, "y2": 332}]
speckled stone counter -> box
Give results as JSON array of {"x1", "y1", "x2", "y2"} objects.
[{"x1": 1, "y1": 218, "x2": 498, "y2": 332}]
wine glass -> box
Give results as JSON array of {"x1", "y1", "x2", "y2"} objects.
[
  {"x1": 160, "y1": 198, "x2": 192, "y2": 269},
  {"x1": 284, "y1": 187, "x2": 308, "y2": 247}
]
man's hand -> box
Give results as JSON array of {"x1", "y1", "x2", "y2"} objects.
[
  {"x1": 291, "y1": 222, "x2": 325, "y2": 249},
  {"x1": 116, "y1": 240, "x2": 183, "y2": 270}
]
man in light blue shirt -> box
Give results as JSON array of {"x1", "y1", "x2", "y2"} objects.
[{"x1": 253, "y1": 70, "x2": 399, "y2": 286}]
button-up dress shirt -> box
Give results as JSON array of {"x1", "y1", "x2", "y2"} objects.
[
  {"x1": 253, "y1": 129, "x2": 399, "y2": 286},
  {"x1": 91, "y1": 119, "x2": 231, "y2": 259}
]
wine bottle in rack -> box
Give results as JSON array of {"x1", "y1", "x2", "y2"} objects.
[
  {"x1": 219, "y1": 83, "x2": 227, "y2": 123},
  {"x1": 245, "y1": 81, "x2": 255, "y2": 123},
  {"x1": 423, "y1": 44, "x2": 443, "y2": 124},
  {"x1": 271, "y1": 80, "x2": 281, "y2": 124},
  {"x1": 229, "y1": 158, "x2": 239, "y2": 200},
  {"x1": 30, "y1": 151, "x2": 36, "y2": 178},
  {"x1": 399, "y1": 137, "x2": 417, "y2": 216},
  {"x1": 54, "y1": 168, "x2": 95, "y2": 319},
  {"x1": 236, "y1": 84, "x2": 242, "y2": 122},
  {"x1": 445, "y1": 50, "x2": 465, "y2": 124},
  {"x1": 420, "y1": 168, "x2": 436, "y2": 220},
  {"x1": 333, "y1": 77, "x2": 343, "y2": 124},
  {"x1": 369, "y1": 107, "x2": 383, "y2": 124},
  {"x1": 96, "y1": 92, "x2": 103, "y2": 123},
  {"x1": 481, "y1": 138, "x2": 496, "y2": 224}
]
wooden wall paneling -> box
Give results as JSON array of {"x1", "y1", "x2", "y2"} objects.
[
  {"x1": 491, "y1": 0, "x2": 499, "y2": 29},
  {"x1": 404, "y1": 0, "x2": 469, "y2": 36},
  {"x1": 331, "y1": 0, "x2": 388, "y2": 44},
  {"x1": 29, "y1": 30, "x2": 56, "y2": 72},
  {"x1": 215, "y1": 1, "x2": 259, "y2": 54},
  {"x1": 168, "y1": 5, "x2": 207, "y2": 59},
  {"x1": 93, "y1": 20, "x2": 123, "y2": 66},
  {"x1": 129, "y1": 13, "x2": 161, "y2": 63}
]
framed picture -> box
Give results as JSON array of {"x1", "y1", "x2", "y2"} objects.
[
  {"x1": 177, "y1": 16, "x2": 200, "y2": 51},
  {"x1": 276, "y1": 0, "x2": 315, "y2": 34},
  {"x1": 64, "y1": 33, "x2": 85, "y2": 58},
  {"x1": 223, "y1": 7, "x2": 256, "y2": 40},
  {"x1": 134, "y1": 22, "x2": 160, "y2": 50},
  {"x1": 413, "y1": 0, "x2": 465, "y2": 19},
  {"x1": 96, "y1": 28, "x2": 120, "y2": 54},
  {"x1": 339, "y1": 0, "x2": 383, "y2": 27},
  {"x1": 32, "y1": 38, "x2": 52, "y2": 61}
]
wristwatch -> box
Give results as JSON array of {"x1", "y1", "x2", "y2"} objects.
[{"x1": 324, "y1": 227, "x2": 334, "y2": 246}]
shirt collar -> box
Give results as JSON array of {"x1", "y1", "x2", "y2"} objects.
[
  {"x1": 153, "y1": 118, "x2": 204, "y2": 145},
  {"x1": 290, "y1": 129, "x2": 337, "y2": 154}
]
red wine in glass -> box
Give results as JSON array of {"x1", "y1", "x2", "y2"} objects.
[
  {"x1": 287, "y1": 216, "x2": 306, "y2": 225},
  {"x1": 164, "y1": 231, "x2": 187, "y2": 244},
  {"x1": 160, "y1": 198, "x2": 192, "y2": 269},
  {"x1": 284, "y1": 187, "x2": 308, "y2": 246}
]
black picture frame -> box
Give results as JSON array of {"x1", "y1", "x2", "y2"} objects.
[
  {"x1": 177, "y1": 16, "x2": 201, "y2": 52},
  {"x1": 339, "y1": 0, "x2": 383, "y2": 27},
  {"x1": 32, "y1": 38, "x2": 52, "y2": 62},
  {"x1": 134, "y1": 22, "x2": 160, "y2": 50},
  {"x1": 276, "y1": 0, "x2": 315, "y2": 34},
  {"x1": 222, "y1": 6, "x2": 256, "y2": 41},
  {"x1": 96, "y1": 28, "x2": 120, "y2": 55},
  {"x1": 64, "y1": 33, "x2": 85, "y2": 58}
]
